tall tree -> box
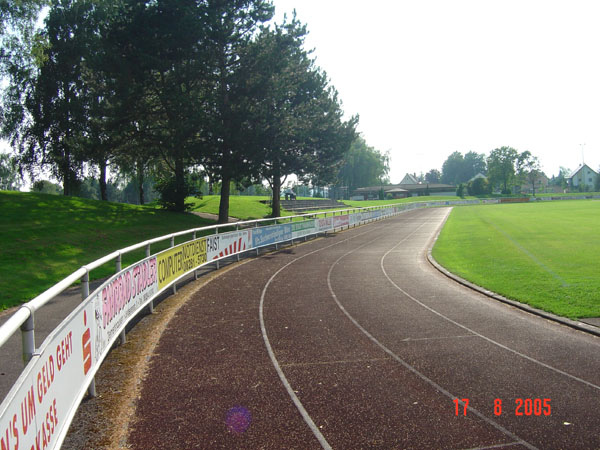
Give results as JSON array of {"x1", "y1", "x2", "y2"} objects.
[
  {"x1": 516, "y1": 150, "x2": 542, "y2": 196},
  {"x1": 101, "y1": 0, "x2": 212, "y2": 211},
  {"x1": 441, "y1": 151, "x2": 486, "y2": 185},
  {"x1": 13, "y1": 0, "x2": 104, "y2": 195},
  {"x1": 441, "y1": 151, "x2": 464, "y2": 185},
  {"x1": 425, "y1": 169, "x2": 441, "y2": 183},
  {"x1": 487, "y1": 146, "x2": 519, "y2": 194},
  {"x1": 464, "y1": 151, "x2": 486, "y2": 179},
  {"x1": 242, "y1": 18, "x2": 357, "y2": 217},
  {"x1": 338, "y1": 136, "x2": 389, "y2": 192},
  {"x1": 199, "y1": 0, "x2": 274, "y2": 222},
  {"x1": 0, "y1": 0, "x2": 49, "y2": 130}
]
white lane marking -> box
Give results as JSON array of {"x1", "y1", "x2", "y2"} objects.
[
  {"x1": 259, "y1": 223, "x2": 391, "y2": 449},
  {"x1": 401, "y1": 334, "x2": 477, "y2": 342},
  {"x1": 326, "y1": 220, "x2": 538, "y2": 450},
  {"x1": 461, "y1": 442, "x2": 522, "y2": 450},
  {"x1": 380, "y1": 224, "x2": 600, "y2": 393}
]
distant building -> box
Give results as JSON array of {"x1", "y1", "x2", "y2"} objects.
[
  {"x1": 399, "y1": 173, "x2": 419, "y2": 185},
  {"x1": 469, "y1": 173, "x2": 487, "y2": 183},
  {"x1": 352, "y1": 183, "x2": 455, "y2": 200},
  {"x1": 567, "y1": 164, "x2": 598, "y2": 190}
]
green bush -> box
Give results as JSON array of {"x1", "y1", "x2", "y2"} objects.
[{"x1": 467, "y1": 177, "x2": 491, "y2": 196}]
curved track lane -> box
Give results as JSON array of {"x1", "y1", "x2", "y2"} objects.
[{"x1": 128, "y1": 208, "x2": 600, "y2": 449}]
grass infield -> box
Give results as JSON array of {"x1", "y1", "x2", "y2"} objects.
[{"x1": 432, "y1": 201, "x2": 600, "y2": 319}]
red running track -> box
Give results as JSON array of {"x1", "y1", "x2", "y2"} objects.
[{"x1": 127, "y1": 207, "x2": 600, "y2": 449}]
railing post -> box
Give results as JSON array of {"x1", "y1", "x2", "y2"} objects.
[
  {"x1": 255, "y1": 222, "x2": 260, "y2": 256},
  {"x1": 81, "y1": 269, "x2": 89, "y2": 301},
  {"x1": 215, "y1": 227, "x2": 220, "y2": 269},
  {"x1": 20, "y1": 309, "x2": 35, "y2": 365},
  {"x1": 81, "y1": 269, "x2": 97, "y2": 397},
  {"x1": 236, "y1": 224, "x2": 241, "y2": 262},
  {"x1": 145, "y1": 243, "x2": 155, "y2": 311},
  {"x1": 115, "y1": 254, "x2": 127, "y2": 344},
  {"x1": 170, "y1": 237, "x2": 177, "y2": 295}
]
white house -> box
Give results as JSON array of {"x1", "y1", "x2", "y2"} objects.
[
  {"x1": 567, "y1": 164, "x2": 598, "y2": 189},
  {"x1": 399, "y1": 173, "x2": 419, "y2": 185}
]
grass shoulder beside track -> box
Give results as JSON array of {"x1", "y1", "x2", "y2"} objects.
[
  {"x1": 432, "y1": 200, "x2": 600, "y2": 319},
  {"x1": 0, "y1": 191, "x2": 215, "y2": 309}
]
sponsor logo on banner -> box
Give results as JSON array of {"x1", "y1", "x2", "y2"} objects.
[
  {"x1": 92, "y1": 256, "x2": 159, "y2": 360},
  {"x1": 157, "y1": 238, "x2": 207, "y2": 290},
  {"x1": 292, "y1": 220, "x2": 316, "y2": 238},
  {"x1": 316, "y1": 217, "x2": 332, "y2": 232},
  {"x1": 333, "y1": 215, "x2": 349, "y2": 228},
  {"x1": 0, "y1": 302, "x2": 95, "y2": 450},
  {"x1": 206, "y1": 231, "x2": 251, "y2": 260},
  {"x1": 252, "y1": 224, "x2": 292, "y2": 247}
]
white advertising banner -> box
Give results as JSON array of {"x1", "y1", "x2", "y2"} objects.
[
  {"x1": 292, "y1": 220, "x2": 316, "y2": 239},
  {"x1": 333, "y1": 215, "x2": 349, "y2": 229},
  {"x1": 0, "y1": 301, "x2": 96, "y2": 450},
  {"x1": 316, "y1": 217, "x2": 333, "y2": 233},
  {"x1": 92, "y1": 256, "x2": 159, "y2": 361},
  {"x1": 349, "y1": 212, "x2": 362, "y2": 226},
  {"x1": 206, "y1": 230, "x2": 252, "y2": 261}
]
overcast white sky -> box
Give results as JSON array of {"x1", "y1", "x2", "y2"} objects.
[{"x1": 272, "y1": 0, "x2": 600, "y2": 182}]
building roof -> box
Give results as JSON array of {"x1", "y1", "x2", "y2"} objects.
[
  {"x1": 399, "y1": 173, "x2": 419, "y2": 185},
  {"x1": 353, "y1": 183, "x2": 454, "y2": 194},
  {"x1": 469, "y1": 173, "x2": 487, "y2": 182},
  {"x1": 568, "y1": 163, "x2": 598, "y2": 179}
]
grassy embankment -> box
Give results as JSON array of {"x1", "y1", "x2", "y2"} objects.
[
  {"x1": 432, "y1": 201, "x2": 600, "y2": 319},
  {"x1": 0, "y1": 191, "x2": 214, "y2": 310}
]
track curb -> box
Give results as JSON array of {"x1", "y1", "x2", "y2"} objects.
[{"x1": 426, "y1": 208, "x2": 600, "y2": 338}]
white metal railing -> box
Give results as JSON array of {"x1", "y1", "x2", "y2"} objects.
[{"x1": 0, "y1": 198, "x2": 490, "y2": 449}]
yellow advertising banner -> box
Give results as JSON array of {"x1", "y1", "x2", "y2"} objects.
[{"x1": 157, "y1": 238, "x2": 207, "y2": 290}]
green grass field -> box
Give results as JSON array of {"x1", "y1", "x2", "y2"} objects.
[
  {"x1": 188, "y1": 195, "x2": 275, "y2": 219},
  {"x1": 432, "y1": 201, "x2": 600, "y2": 319},
  {"x1": 0, "y1": 191, "x2": 214, "y2": 310}
]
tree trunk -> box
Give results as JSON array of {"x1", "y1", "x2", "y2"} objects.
[
  {"x1": 137, "y1": 160, "x2": 145, "y2": 205},
  {"x1": 218, "y1": 173, "x2": 231, "y2": 224},
  {"x1": 99, "y1": 160, "x2": 108, "y2": 201},
  {"x1": 271, "y1": 176, "x2": 282, "y2": 218},
  {"x1": 174, "y1": 157, "x2": 185, "y2": 212}
]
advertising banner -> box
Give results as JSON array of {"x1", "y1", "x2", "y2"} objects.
[
  {"x1": 252, "y1": 224, "x2": 292, "y2": 248},
  {"x1": 206, "y1": 230, "x2": 251, "y2": 261},
  {"x1": 316, "y1": 217, "x2": 333, "y2": 232},
  {"x1": 0, "y1": 301, "x2": 96, "y2": 450},
  {"x1": 291, "y1": 220, "x2": 316, "y2": 239},
  {"x1": 333, "y1": 215, "x2": 349, "y2": 229},
  {"x1": 91, "y1": 256, "x2": 159, "y2": 360},
  {"x1": 349, "y1": 213, "x2": 362, "y2": 226},
  {"x1": 157, "y1": 238, "x2": 207, "y2": 290}
]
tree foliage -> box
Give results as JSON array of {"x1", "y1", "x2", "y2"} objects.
[
  {"x1": 2, "y1": 0, "x2": 358, "y2": 219},
  {"x1": 516, "y1": 150, "x2": 542, "y2": 196},
  {"x1": 241, "y1": 16, "x2": 357, "y2": 217},
  {"x1": 441, "y1": 151, "x2": 486, "y2": 185},
  {"x1": 425, "y1": 169, "x2": 441, "y2": 183},
  {"x1": 487, "y1": 146, "x2": 519, "y2": 194},
  {"x1": 338, "y1": 136, "x2": 389, "y2": 192},
  {"x1": 467, "y1": 176, "x2": 491, "y2": 196},
  {"x1": 0, "y1": 153, "x2": 21, "y2": 190}
]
